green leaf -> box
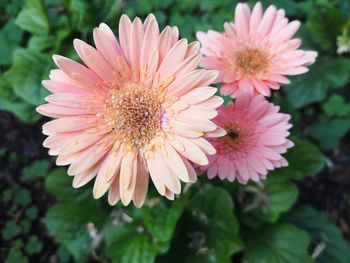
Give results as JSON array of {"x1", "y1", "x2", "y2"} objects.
[
  {"x1": 57, "y1": 245, "x2": 72, "y2": 263},
  {"x1": 243, "y1": 223, "x2": 313, "y2": 263},
  {"x1": 45, "y1": 168, "x2": 91, "y2": 202},
  {"x1": 261, "y1": 180, "x2": 298, "y2": 222},
  {"x1": 5, "y1": 246, "x2": 29, "y2": 263},
  {"x1": 45, "y1": 201, "x2": 107, "y2": 261},
  {"x1": 45, "y1": 168, "x2": 108, "y2": 261},
  {"x1": 268, "y1": 139, "x2": 324, "y2": 182},
  {"x1": 322, "y1": 94, "x2": 350, "y2": 117},
  {"x1": 15, "y1": 0, "x2": 50, "y2": 35},
  {"x1": 307, "y1": 2, "x2": 345, "y2": 50},
  {"x1": 4, "y1": 48, "x2": 51, "y2": 106},
  {"x1": 287, "y1": 206, "x2": 350, "y2": 263},
  {"x1": 0, "y1": 19, "x2": 23, "y2": 66},
  {"x1": 28, "y1": 35, "x2": 56, "y2": 51},
  {"x1": 244, "y1": 180, "x2": 298, "y2": 223},
  {"x1": 2, "y1": 221, "x2": 21, "y2": 240},
  {"x1": 0, "y1": 76, "x2": 40, "y2": 123},
  {"x1": 105, "y1": 224, "x2": 158, "y2": 263},
  {"x1": 2, "y1": 189, "x2": 13, "y2": 202},
  {"x1": 25, "y1": 235, "x2": 43, "y2": 255},
  {"x1": 285, "y1": 57, "x2": 350, "y2": 108},
  {"x1": 186, "y1": 185, "x2": 243, "y2": 263},
  {"x1": 141, "y1": 194, "x2": 188, "y2": 248},
  {"x1": 68, "y1": 0, "x2": 122, "y2": 32},
  {"x1": 25, "y1": 206, "x2": 39, "y2": 220},
  {"x1": 22, "y1": 159, "x2": 50, "y2": 181},
  {"x1": 174, "y1": 0, "x2": 199, "y2": 12},
  {"x1": 309, "y1": 118, "x2": 350, "y2": 151},
  {"x1": 199, "y1": 0, "x2": 233, "y2": 12},
  {"x1": 20, "y1": 219, "x2": 32, "y2": 234},
  {"x1": 14, "y1": 188, "x2": 32, "y2": 207}
]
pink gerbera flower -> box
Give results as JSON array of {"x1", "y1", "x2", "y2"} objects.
[
  {"x1": 199, "y1": 92, "x2": 293, "y2": 183},
  {"x1": 196, "y1": 2, "x2": 317, "y2": 97},
  {"x1": 37, "y1": 14, "x2": 224, "y2": 207}
]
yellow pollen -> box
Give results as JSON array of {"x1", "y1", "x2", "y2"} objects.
[
  {"x1": 104, "y1": 83, "x2": 162, "y2": 149},
  {"x1": 234, "y1": 48, "x2": 268, "y2": 75}
]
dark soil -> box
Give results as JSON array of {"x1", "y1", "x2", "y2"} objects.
[
  {"x1": 0, "y1": 111, "x2": 58, "y2": 263},
  {"x1": 298, "y1": 138, "x2": 350, "y2": 241}
]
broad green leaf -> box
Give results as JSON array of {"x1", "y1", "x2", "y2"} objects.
[
  {"x1": 3, "y1": 0, "x2": 22, "y2": 16},
  {"x1": 142, "y1": 194, "x2": 188, "y2": 249},
  {"x1": 243, "y1": 223, "x2": 313, "y2": 263},
  {"x1": 322, "y1": 94, "x2": 350, "y2": 117},
  {"x1": 268, "y1": 140, "x2": 324, "y2": 182},
  {"x1": 57, "y1": 245, "x2": 72, "y2": 263},
  {"x1": 309, "y1": 118, "x2": 350, "y2": 151},
  {"x1": 306, "y1": 2, "x2": 345, "y2": 50},
  {"x1": 28, "y1": 35, "x2": 56, "y2": 51},
  {"x1": 45, "y1": 201, "x2": 107, "y2": 261},
  {"x1": 45, "y1": 168, "x2": 108, "y2": 261},
  {"x1": 45, "y1": 168, "x2": 91, "y2": 202},
  {"x1": 105, "y1": 223, "x2": 158, "y2": 263},
  {"x1": 0, "y1": 71, "x2": 40, "y2": 123},
  {"x1": 15, "y1": 0, "x2": 50, "y2": 35},
  {"x1": 243, "y1": 180, "x2": 298, "y2": 223},
  {"x1": 68, "y1": 0, "x2": 122, "y2": 32},
  {"x1": 287, "y1": 205, "x2": 350, "y2": 263},
  {"x1": 186, "y1": 185, "x2": 243, "y2": 263},
  {"x1": 4, "y1": 48, "x2": 51, "y2": 106},
  {"x1": 0, "y1": 19, "x2": 23, "y2": 66},
  {"x1": 285, "y1": 57, "x2": 350, "y2": 108}
]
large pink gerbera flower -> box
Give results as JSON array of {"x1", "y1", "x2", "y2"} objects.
[
  {"x1": 199, "y1": 92, "x2": 293, "y2": 183},
  {"x1": 37, "y1": 14, "x2": 224, "y2": 207},
  {"x1": 196, "y1": 2, "x2": 317, "y2": 97}
]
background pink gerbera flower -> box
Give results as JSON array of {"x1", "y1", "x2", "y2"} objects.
[
  {"x1": 37, "y1": 14, "x2": 224, "y2": 207},
  {"x1": 199, "y1": 92, "x2": 294, "y2": 184},
  {"x1": 196, "y1": 2, "x2": 317, "y2": 97}
]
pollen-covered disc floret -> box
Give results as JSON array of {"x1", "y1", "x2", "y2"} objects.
[
  {"x1": 104, "y1": 84, "x2": 163, "y2": 149},
  {"x1": 37, "y1": 14, "x2": 224, "y2": 207},
  {"x1": 196, "y1": 2, "x2": 317, "y2": 97},
  {"x1": 233, "y1": 48, "x2": 268, "y2": 76},
  {"x1": 199, "y1": 91, "x2": 294, "y2": 184}
]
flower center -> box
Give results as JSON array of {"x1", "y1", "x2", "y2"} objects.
[
  {"x1": 220, "y1": 124, "x2": 247, "y2": 152},
  {"x1": 104, "y1": 83, "x2": 162, "y2": 149},
  {"x1": 234, "y1": 48, "x2": 268, "y2": 75}
]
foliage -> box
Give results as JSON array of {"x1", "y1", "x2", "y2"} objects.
[
  {"x1": 287, "y1": 205, "x2": 350, "y2": 263},
  {"x1": 1, "y1": 0, "x2": 350, "y2": 262},
  {"x1": 41, "y1": 136, "x2": 329, "y2": 262}
]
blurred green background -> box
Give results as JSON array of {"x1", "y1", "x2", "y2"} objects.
[{"x1": 1, "y1": 0, "x2": 350, "y2": 262}]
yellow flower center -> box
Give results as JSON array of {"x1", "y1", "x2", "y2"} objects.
[
  {"x1": 234, "y1": 48, "x2": 268, "y2": 75},
  {"x1": 104, "y1": 83, "x2": 162, "y2": 149}
]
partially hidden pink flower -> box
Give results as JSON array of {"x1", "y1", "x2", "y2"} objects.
[
  {"x1": 198, "y1": 91, "x2": 293, "y2": 183},
  {"x1": 196, "y1": 2, "x2": 317, "y2": 97},
  {"x1": 37, "y1": 14, "x2": 225, "y2": 207}
]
